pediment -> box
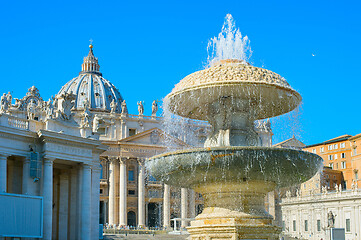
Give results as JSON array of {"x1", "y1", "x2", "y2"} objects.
[
  {"x1": 119, "y1": 128, "x2": 190, "y2": 148},
  {"x1": 274, "y1": 137, "x2": 305, "y2": 149}
]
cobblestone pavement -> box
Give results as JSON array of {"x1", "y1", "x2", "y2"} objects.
[{"x1": 103, "y1": 233, "x2": 189, "y2": 240}]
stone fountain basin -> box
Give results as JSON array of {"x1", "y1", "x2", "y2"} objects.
[
  {"x1": 148, "y1": 146, "x2": 323, "y2": 188},
  {"x1": 166, "y1": 83, "x2": 301, "y2": 121}
]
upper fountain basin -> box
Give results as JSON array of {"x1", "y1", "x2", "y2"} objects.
[
  {"x1": 148, "y1": 146, "x2": 323, "y2": 189},
  {"x1": 166, "y1": 60, "x2": 302, "y2": 121}
]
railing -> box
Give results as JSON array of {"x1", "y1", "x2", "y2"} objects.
[
  {"x1": 281, "y1": 189, "x2": 361, "y2": 204},
  {"x1": 7, "y1": 115, "x2": 29, "y2": 130},
  {"x1": 127, "y1": 114, "x2": 161, "y2": 120}
]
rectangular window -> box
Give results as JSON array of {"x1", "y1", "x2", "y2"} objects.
[
  {"x1": 293, "y1": 220, "x2": 296, "y2": 231},
  {"x1": 328, "y1": 145, "x2": 333, "y2": 150},
  {"x1": 346, "y1": 219, "x2": 351, "y2": 232},
  {"x1": 341, "y1": 153, "x2": 346, "y2": 158},
  {"x1": 336, "y1": 163, "x2": 338, "y2": 169},
  {"x1": 282, "y1": 221, "x2": 286, "y2": 231},
  {"x1": 341, "y1": 142, "x2": 345, "y2": 148},
  {"x1": 328, "y1": 155, "x2": 333, "y2": 160},
  {"x1": 334, "y1": 144, "x2": 338, "y2": 149},
  {"x1": 320, "y1": 147, "x2": 324, "y2": 153},
  {"x1": 355, "y1": 172, "x2": 359, "y2": 180},
  {"x1": 329, "y1": 163, "x2": 333, "y2": 169},
  {"x1": 334, "y1": 154, "x2": 338, "y2": 159},
  {"x1": 128, "y1": 170, "x2": 134, "y2": 181},
  {"x1": 341, "y1": 161, "x2": 346, "y2": 169},
  {"x1": 312, "y1": 149, "x2": 316, "y2": 153},
  {"x1": 304, "y1": 220, "x2": 308, "y2": 231},
  {"x1": 128, "y1": 190, "x2": 135, "y2": 195},
  {"x1": 100, "y1": 189, "x2": 103, "y2": 194},
  {"x1": 129, "y1": 128, "x2": 137, "y2": 136},
  {"x1": 317, "y1": 220, "x2": 321, "y2": 231}
]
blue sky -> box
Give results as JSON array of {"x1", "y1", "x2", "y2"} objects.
[{"x1": 0, "y1": 0, "x2": 360, "y2": 145}]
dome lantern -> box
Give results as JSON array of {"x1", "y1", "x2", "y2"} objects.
[{"x1": 80, "y1": 44, "x2": 101, "y2": 76}]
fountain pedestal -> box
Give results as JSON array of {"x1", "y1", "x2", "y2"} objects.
[{"x1": 187, "y1": 181, "x2": 281, "y2": 240}]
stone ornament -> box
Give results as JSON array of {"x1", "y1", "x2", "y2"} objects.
[
  {"x1": 327, "y1": 211, "x2": 335, "y2": 228},
  {"x1": 56, "y1": 92, "x2": 76, "y2": 121}
]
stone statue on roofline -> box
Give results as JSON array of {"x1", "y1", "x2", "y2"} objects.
[
  {"x1": 110, "y1": 99, "x2": 117, "y2": 114},
  {"x1": 121, "y1": 100, "x2": 128, "y2": 115},
  {"x1": 45, "y1": 99, "x2": 54, "y2": 120},
  {"x1": 0, "y1": 93, "x2": 7, "y2": 113},
  {"x1": 27, "y1": 99, "x2": 37, "y2": 120},
  {"x1": 81, "y1": 99, "x2": 91, "y2": 128},
  {"x1": 137, "y1": 101, "x2": 144, "y2": 115},
  {"x1": 152, "y1": 100, "x2": 158, "y2": 116},
  {"x1": 92, "y1": 114, "x2": 100, "y2": 133},
  {"x1": 6, "y1": 92, "x2": 12, "y2": 109}
]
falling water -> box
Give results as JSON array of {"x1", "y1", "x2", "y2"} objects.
[{"x1": 207, "y1": 14, "x2": 252, "y2": 67}]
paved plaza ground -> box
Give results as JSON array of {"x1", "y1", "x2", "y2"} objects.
[{"x1": 103, "y1": 233, "x2": 189, "y2": 240}]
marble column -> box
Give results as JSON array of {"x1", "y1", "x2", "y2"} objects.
[
  {"x1": 108, "y1": 158, "x2": 117, "y2": 225},
  {"x1": 91, "y1": 164, "x2": 101, "y2": 240},
  {"x1": 103, "y1": 201, "x2": 108, "y2": 224},
  {"x1": 69, "y1": 167, "x2": 78, "y2": 240},
  {"x1": 119, "y1": 158, "x2": 127, "y2": 225},
  {"x1": 42, "y1": 158, "x2": 54, "y2": 240},
  {"x1": 22, "y1": 157, "x2": 30, "y2": 195},
  {"x1": 81, "y1": 164, "x2": 92, "y2": 239},
  {"x1": 189, "y1": 189, "x2": 196, "y2": 219},
  {"x1": 163, "y1": 184, "x2": 171, "y2": 229},
  {"x1": 181, "y1": 188, "x2": 188, "y2": 228},
  {"x1": 138, "y1": 159, "x2": 145, "y2": 227},
  {"x1": 58, "y1": 172, "x2": 69, "y2": 240},
  {"x1": 0, "y1": 154, "x2": 8, "y2": 192}
]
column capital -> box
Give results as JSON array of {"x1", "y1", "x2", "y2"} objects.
[
  {"x1": 137, "y1": 158, "x2": 145, "y2": 166},
  {"x1": 92, "y1": 164, "x2": 101, "y2": 173},
  {"x1": 119, "y1": 157, "x2": 127, "y2": 165},
  {"x1": 83, "y1": 163, "x2": 92, "y2": 170},
  {"x1": 23, "y1": 157, "x2": 30, "y2": 163},
  {"x1": 43, "y1": 157, "x2": 55, "y2": 165},
  {"x1": 108, "y1": 156, "x2": 119, "y2": 164}
]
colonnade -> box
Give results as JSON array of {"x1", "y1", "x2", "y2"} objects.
[
  {"x1": 106, "y1": 156, "x2": 197, "y2": 228},
  {"x1": 0, "y1": 153, "x2": 100, "y2": 240}
]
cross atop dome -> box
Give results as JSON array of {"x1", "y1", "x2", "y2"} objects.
[{"x1": 80, "y1": 42, "x2": 101, "y2": 76}]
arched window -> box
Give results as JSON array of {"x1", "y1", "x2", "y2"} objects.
[{"x1": 128, "y1": 166, "x2": 135, "y2": 182}]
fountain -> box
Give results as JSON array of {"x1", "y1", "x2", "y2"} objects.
[{"x1": 148, "y1": 14, "x2": 323, "y2": 239}]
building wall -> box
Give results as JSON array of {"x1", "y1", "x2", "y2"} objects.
[
  {"x1": 281, "y1": 190, "x2": 361, "y2": 240},
  {"x1": 304, "y1": 136, "x2": 358, "y2": 189}
]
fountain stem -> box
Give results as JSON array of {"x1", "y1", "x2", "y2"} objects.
[{"x1": 205, "y1": 97, "x2": 260, "y2": 147}]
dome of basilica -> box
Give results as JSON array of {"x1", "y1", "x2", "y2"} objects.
[{"x1": 58, "y1": 44, "x2": 123, "y2": 112}]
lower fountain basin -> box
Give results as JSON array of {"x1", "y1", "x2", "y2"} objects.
[{"x1": 148, "y1": 146, "x2": 323, "y2": 189}]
